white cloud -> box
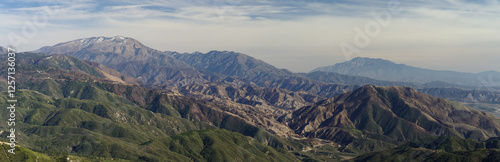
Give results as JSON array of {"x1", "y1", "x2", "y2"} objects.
[{"x1": 1, "y1": 0, "x2": 500, "y2": 73}]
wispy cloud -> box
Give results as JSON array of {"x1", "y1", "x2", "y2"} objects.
[{"x1": 0, "y1": 0, "x2": 499, "y2": 73}]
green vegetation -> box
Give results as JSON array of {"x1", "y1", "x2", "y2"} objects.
[
  {"x1": 0, "y1": 86, "x2": 300, "y2": 161},
  {"x1": 2, "y1": 53, "x2": 499, "y2": 161},
  {"x1": 0, "y1": 143, "x2": 130, "y2": 162},
  {"x1": 0, "y1": 53, "x2": 302, "y2": 161},
  {"x1": 350, "y1": 136, "x2": 500, "y2": 162}
]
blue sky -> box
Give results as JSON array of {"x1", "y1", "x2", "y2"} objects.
[{"x1": 1, "y1": 0, "x2": 499, "y2": 73}]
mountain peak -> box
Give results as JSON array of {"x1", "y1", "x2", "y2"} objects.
[
  {"x1": 349, "y1": 57, "x2": 396, "y2": 64},
  {"x1": 34, "y1": 36, "x2": 206, "y2": 86},
  {"x1": 312, "y1": 57, "x2": 500, "y2": 85},
  {"x1": 76, "y1": 36, "x2": 134, "y2": 45},
  {"x1": 312, "y1": 57, "x2": 398, "y2": 73},
  {"x1": 66, "y1": 35, "x2": 143, "y2": 50},
  {"x1": 35, "y1": 36, "x2": 158, "y2": 59},
  {"x1": 331, "y1": 57, "x2": 400, "y2": 70}
]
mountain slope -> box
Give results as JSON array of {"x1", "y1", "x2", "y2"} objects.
[
  {"x1": 0, "y1": 143, "x2": 117, "y2": 162},
  {"x1": 312, "y1": 57, "x2": 500, "y2": 86},
  {"x1": 350, "y1": 136, "x2": 500, "y2": 162},
  {"x1": 288, "y1": 85, "x2": 500, "y2": 152},
  {"x1": 35, "y1": 36, "x2": 206, "y2": 87},
  {"x1": 14, "y1": 53, "x2": 140, "y2": 86},
  {"x1": 142, "y1": 129, "x2": 300, "y2": 162},
  {"x1": 171, "y1": 51, "x2": 294, "y2": 84}
]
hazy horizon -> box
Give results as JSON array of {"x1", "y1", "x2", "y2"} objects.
[{"x1": 1, "y1": 0, "x2": 499, "y2": 73}]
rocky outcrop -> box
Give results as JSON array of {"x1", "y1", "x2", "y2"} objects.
[{"x1": 180, "y1": 82, "x2": 324, "y2": 110}]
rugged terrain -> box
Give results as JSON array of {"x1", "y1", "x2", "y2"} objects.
[
  {"x1": 289, "y1": 85, "x2": 500, "y2": 153},
  {"x1": 0, "y1": 53, "x2": 309, "y2": 161},
  {"x1": 0, "y1": 36, "x2": 498, "y2": 161}
]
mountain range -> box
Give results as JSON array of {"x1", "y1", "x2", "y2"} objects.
[
  {"x1": 0, "y1": 36, "x2": 499, "y2": 161},
  {"x1": 313, "y1": 57, "x2": 500, "y2": 87},
  {"x1": 33, "y1": 36, "x2": 500, "y2": 105},
  {"x1": 35, "y1": 37, "x2": 357, "y2": 98}
]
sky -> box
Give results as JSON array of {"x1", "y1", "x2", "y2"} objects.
[{"x1": 0, "y1": 0, "x2": 499, "y2": 73}]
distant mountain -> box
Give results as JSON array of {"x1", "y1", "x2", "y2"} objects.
[
  {"x1": 35, "y1": 36, "x2": 206, "y2": 87},
  {"x1": 288, "y1": 85, "x2": 500, "y2": 153},
  {"x1": 36, "y1": 36, "x2": 166, "y2": 63},
  {"x1": 312, "y1": 57, "x2": 500, "y2": 86},
  {"x1": 350, "y1": 136, "x2": 500, "y2": 162}
]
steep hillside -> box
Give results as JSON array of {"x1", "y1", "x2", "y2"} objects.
[
  {"x1": 288, "y1": 85, "x2": 500, "y2": 153},
  {"x1": 141, "y1": 129, "x2": 300, "y2": 162},
  {"x1": 11, "y1": 53, "x2": 140, "y2": 86}
]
